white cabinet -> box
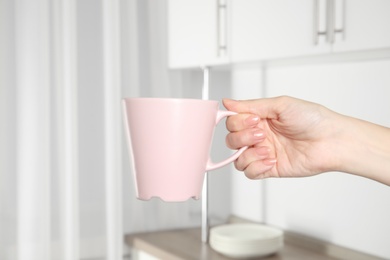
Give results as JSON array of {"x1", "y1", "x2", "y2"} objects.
[
  {"x1": 332, "y1": 0, "x2": 390, "y2": 53},
  {"x1": 231, "y1": 0, "x2": 390, "y2": 63},
  {"x1": 167, "y1": 0, "x2": 229, "y2": 69},
  {"x1": 168, "y1": 0, "x2": 390, "y2": 67},
  {"x1": 231, "y1": 0, "x2": 331, "y2": 62}
]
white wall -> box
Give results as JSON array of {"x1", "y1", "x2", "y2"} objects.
[{"x1": 231, "y1": 59, "x2": 390, "y2": 259}]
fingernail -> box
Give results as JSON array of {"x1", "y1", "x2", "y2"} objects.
[
  {"x1": 245, "y1": 115, "x2": 260, "y2": 126},
  {"x1": 255, "y1": 147, "x2": 271, "y2": 156},
  {"x1": 264, "y1": 158, "x2": 277, "y2": 166},
  {"x1": 253, "y1": 130, "x2": 264, "y2": 139}
]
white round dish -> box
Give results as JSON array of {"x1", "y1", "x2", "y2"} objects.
[{"x1": 209, "y1": 223, "x2": 283, "y2": 259}]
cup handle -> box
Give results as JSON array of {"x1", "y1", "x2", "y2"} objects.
[{"x1": 205, "y1": 110, "x2": 249, "y2": 171}]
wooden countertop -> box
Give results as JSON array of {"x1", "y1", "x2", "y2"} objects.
[{"x1": 125, "y1": 227, "x2": 339, "y2": 260}]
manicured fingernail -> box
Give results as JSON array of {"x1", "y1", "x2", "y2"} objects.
[
  {"x1": 253, "y1": 130, "x2": 264, "y2": 139},
  {"x1": 255, "y1": 147, "x2": 271, "y2": 156},
  {"x1": 264, "y1": 158, "x2": 277, "y2": 166},
  {"x1": 245, "y1": 115, "x2": 260, "y2": 126}
]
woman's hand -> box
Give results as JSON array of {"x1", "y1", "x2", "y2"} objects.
[
  {"x1": 224, "y1": 96, "x2": 345, "y2": 180},
  {"x1": 224, "y1": 95, "x2": 390, "y2": 185}
]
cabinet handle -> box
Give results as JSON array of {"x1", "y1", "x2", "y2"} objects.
[
  {"x1": 313, "y1": 0, "x2": 327, "y2": 45},
  {"x1": 326, "y1": 0, "x2": 335, "y2": 43},
  {"x1": 217, "y1": 0, "x2": 227, "y2": 57},
  {"x1": 334, "y1": 0, "x2": 345, "y2": 41},
  {"x1": 314, "y1": 0, "x2": 344, "y2": 45}
]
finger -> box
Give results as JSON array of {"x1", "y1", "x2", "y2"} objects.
[
  {"x1": 223, "y1": 97, "x2": 285, "y2": 120},
  {"x1": 235, "y1": 146, "x2": 271, "y2": 171},
  {"x1": 226, "y1": 113, "x2": 260, "y2": 132},
  {"x1": 243, "y1": 158, "x2": 277, "y2": 180},
  {"x1": 226, "y1": 128, "x2": 265, "y2": 149}
]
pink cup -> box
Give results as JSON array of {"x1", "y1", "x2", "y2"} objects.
[{"x1": 122, "y1": 98, "x2": 248, "y2": 202}]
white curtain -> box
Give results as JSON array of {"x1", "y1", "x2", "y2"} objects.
[{"x1": 0, "y1": 0, "x2": 204, "y2": 259}]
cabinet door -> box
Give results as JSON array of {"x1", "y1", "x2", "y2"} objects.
[
  {"x1": 332, "y1": 0, "x2": 390, "y2": 52},
  {"x1": 168, "y1": 0, "x2": 229, "y2": 69},
  {"x1": 231, "y1": 0, "x2": 331, "y2": 63}
]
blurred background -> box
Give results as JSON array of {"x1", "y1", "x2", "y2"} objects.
[{"x1": 1, "y1": 0, "x2": 390, "y2": 259}]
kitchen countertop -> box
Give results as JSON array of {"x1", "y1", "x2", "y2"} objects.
[
  {"x1": 125, "y1": 224, "x2": 382, "y2": 260},
  {"x1": 125, "y1": 228, "x2": 334, "y2": 260}
]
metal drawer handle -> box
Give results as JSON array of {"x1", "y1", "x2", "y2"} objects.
[
  {"x1": 334, "y1": 0, "x2": 345, "y2": 41},
  {"x1": 314, "y1": 0, "x2": 345, "y2": 45},
  {"x1": 217, "y1": 0, "x2": 227, "y2": 57},
  {"x1": 313, "y1": 0, "x2": 327, "y2": 45},
  {"x1": 326, "y1": 0, "x2": 335, "y2": 43}
]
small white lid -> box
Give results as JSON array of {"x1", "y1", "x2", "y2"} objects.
[{"x1": 209, "y1": 223, "x2": 284, "y2": 258}]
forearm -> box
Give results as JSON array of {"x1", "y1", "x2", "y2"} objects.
[{"x1": 335, "y1": 114, "x2": 390, "y2": 185}]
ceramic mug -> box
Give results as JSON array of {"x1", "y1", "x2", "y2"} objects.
[{"x1": 122, "y1": 98, "x2": 248, "y2": 202}]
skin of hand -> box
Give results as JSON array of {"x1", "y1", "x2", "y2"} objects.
[{"x1": 223, "y1": 96, "x2": 390, "y2": 185}]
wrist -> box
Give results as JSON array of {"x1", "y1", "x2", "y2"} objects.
[{"x1": 332, "y1": 114, "x2": 390, "y2": 185}]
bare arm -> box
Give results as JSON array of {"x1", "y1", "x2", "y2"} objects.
[{"x1": 334, "y1": 114, "x2": 390, "y2": 185}]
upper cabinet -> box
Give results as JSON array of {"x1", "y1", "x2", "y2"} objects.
[
  {"x1": 167, "y1": 0, "x2": 229, "y2": 69},
  {"x1": 231, "y1": 0, "x2": 390, "y2": 63},
  {"x1": 167, "y1": 0, "x2": 390, "y2": 68},
  {"x1": 331, "y1": 0, "x2": 390, "y2": 52},
  {"x1": 231, "y1": 0, "x2": 331, "y2": 62}
]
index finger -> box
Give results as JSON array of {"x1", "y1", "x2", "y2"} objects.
[
  {"x1": 222, "y1": 98, "x2": 283, "y2": 120},
  {"x1": 225, "y1": 113, "x2": 260, "y2": 132}
]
